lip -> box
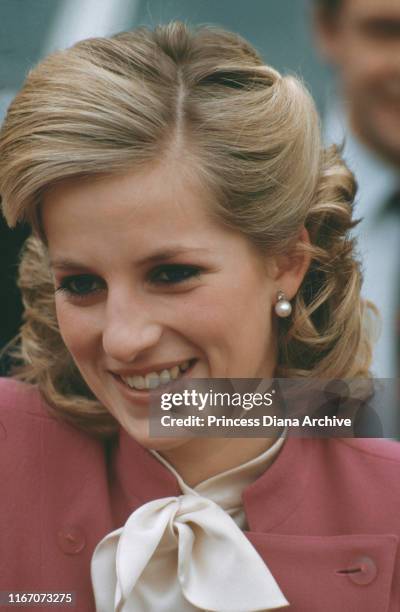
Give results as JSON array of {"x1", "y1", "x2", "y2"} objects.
[
  {"x1": 111, "y1": 359, "x2": 198, "y2": 406},
  {"x1": 109, "y1": 358, "x2": 195, "y2": 378}
]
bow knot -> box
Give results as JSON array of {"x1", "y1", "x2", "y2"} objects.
[{"x1": 91, "y1": 494, "x2": 288, "y2": 611}]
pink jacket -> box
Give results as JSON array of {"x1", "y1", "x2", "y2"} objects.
[{"x1": 1, "y1": 377, "x2": 400, "y2": 611}]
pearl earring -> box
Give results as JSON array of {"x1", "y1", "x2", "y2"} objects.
[{"x1": 274, "y1": 291, "x2": 292, "y2": 318}]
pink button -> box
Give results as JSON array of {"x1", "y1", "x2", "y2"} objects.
[
  {"x1": 57, "y1": 526, "x2": 86, "y2": 555},
  {"x1": 347, "y1": 556, "x2": 378, "y2": 585}
]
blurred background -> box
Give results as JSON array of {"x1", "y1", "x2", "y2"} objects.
[{"x1": 0, "y1": 0, "x2": 331, "y2": 122}]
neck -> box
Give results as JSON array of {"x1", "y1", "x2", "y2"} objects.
[{"x1": 159, "y1": 436, "x2": 279, "y2": 487}]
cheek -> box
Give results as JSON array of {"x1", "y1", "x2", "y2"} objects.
[
  {"x1": 338, "y1": 36, "x2": 378, "y2": 84},
  {"x1": 343, "y1": 59, "x2": 373, "y2": 90},
  {"x1": 344, "y1": 48, "x2": 390, "y2": 92},
  {"x1": 180, "y1": 290, "x2": 230, "y2": 340},
  {"x1": 55, "y1": 299, "x2": 99, "y2": 364},
  {"x1": 183, "y1": 279, "x2": 272, "y2": 348}
]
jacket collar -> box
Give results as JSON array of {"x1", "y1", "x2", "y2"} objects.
[
  {"x1": 242, "y1": 436, "x2": 312, "y2": 532},
  {"x1": 112, "y1": 428, "x2": 312, "y2": 533},
  {"x1": 113, "y1": 427, "x2": 181, "y2": 503}
]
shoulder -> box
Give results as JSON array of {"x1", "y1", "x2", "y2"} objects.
[
  {"x1": 0, "y1": 377, "x2": 51, "y2": 420},
  {"x1": 0, "y1": 378, "x2": 106, "y2": 510},
  {"x1": 0, "y1": 377, "x2": 101, "y2": 463},
  {"x1": 0, "y1": 379, "x2": 109, "y2": 588},
  {"x1": 284, "y1": 437, "x2": 400, "y2": 535},
  {"x1": 0, "y1": 377, "x2": 65, "y2": 439},
  {"x1": 332, "y1": 437, "x2": 400, "y2": 467},
  {"x1": 313, "y1": 437, "x2": 400, "y2": 499}
]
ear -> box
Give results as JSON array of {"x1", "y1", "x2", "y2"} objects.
[
  {"x1": 313, "y1": 6, "x2": 344, "y2": 66},
  {"x1": 268, "y1": 227, "x2": 311, "y2": 301}
]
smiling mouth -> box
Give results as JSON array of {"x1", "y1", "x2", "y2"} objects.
[{"x1": 115, "y1": 359, "x2": 197, "y2": 392}]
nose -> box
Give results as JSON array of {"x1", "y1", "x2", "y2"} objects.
[{"x1": 102, "y1": 291, "x2": 163, "y2": 363}]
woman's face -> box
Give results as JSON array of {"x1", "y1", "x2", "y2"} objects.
[{"x1": 42, "y1": 162, "x2": 280, "y2": 448}]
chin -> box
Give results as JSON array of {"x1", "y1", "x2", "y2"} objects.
[
  {"x1": 121, "y1": 419, "x2": 192, "y2": 452},
  {"x1": 357, "y1": 109, "x2": 400, "y2": 167}
]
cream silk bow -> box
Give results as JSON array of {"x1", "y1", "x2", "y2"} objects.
[{"x1": 91, "y1": 494, "x2": 289, "y2": 612}]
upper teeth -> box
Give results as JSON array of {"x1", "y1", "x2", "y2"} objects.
[{"x1": 120, "y1": 361, "x2": 191, "y2": 391}]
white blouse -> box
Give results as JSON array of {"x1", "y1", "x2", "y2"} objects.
[{"x1": 91, "y1": 435, "x2": 289, "y2": 612}]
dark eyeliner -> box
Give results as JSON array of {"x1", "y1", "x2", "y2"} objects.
[
  {"x1": 55, "y1": 274, "x2": 104, "y2": 297},
  {"x1": 150, "y1": 264, "x2": 202, "y2": 285}
]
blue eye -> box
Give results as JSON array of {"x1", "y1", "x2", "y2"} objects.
[
  {"x1": 56, "y1": 274, "x2": 104, "y2": 297},
  {"x1": 150, "y1": 265, "x2": 201, "y2": 285}
]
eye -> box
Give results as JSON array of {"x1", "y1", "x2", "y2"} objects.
[
  {"x1": 363, "y1": 20, "x2": 400, "y2": 40},
  {"x1": 56, "y1": 274, "x2": 105, "y2": 298},
  {"x1": 150, "y1": 264, "x2": 202, "y2": 285}
]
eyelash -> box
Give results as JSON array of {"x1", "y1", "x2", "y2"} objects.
[
  {"x1": 55, "y1": 265, "x2": 202, "y2": 299},
  {"x1": 56, "y1": 275, "x2": 104, "y2": 299}
]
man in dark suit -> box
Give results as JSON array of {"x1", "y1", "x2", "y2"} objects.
[{"x1": 313, "y1": 0, "x2": 400, "y2": 379}]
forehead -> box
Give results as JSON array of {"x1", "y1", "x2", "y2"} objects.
[
  {"x1": 43, "y1": 161, "x2": 213, "y2": 224},
  {"x1": 343, "y1": 0, "x2": 400, "y2": 19},
  {"x1": 41, "y1": 161, "x2": 224, "y2": 257}
]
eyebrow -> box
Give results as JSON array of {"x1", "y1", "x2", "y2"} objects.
[
  {"x1": 49, "y1": 247, "x2": 210, "y2": 270},
  {"x1": 361, "y1": 17, "x2": 400, "y2": 29}
]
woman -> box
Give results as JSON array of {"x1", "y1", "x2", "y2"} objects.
[{"x1": 0, "y1": 21, "x2": 399, "y2": 612}]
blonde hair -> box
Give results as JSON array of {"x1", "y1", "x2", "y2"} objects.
[{"x1": 0, "y1": 22, "x2": 374, "y2": 437}]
